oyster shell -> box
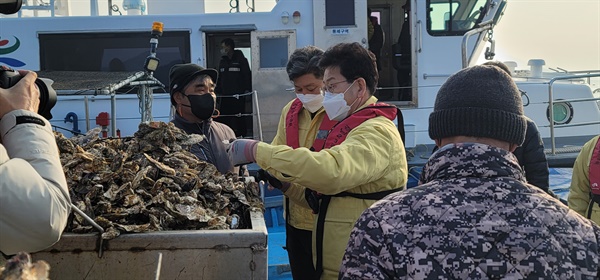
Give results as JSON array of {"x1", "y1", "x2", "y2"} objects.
[{"x1": 56, "y1": 122, "x2": 263, "y2": 239}]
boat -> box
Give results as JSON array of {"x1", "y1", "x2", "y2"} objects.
[
  {"x1": 2, "y1": 1, "x2": 598, "y2": 278},
  {"x1": 1, "y1": 0, "x2": 598, "y2": 169}
]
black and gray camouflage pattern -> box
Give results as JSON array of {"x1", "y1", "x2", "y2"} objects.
[{"x1": 340, "y1": 143, "x2": 600, "y2": 279}]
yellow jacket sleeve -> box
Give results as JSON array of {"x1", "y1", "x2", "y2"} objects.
[
  {"x1": 256, "y1": 116, "x2": 406, "y2": 195},
  {"x1": 568, "y1": 135, "x2": 599, "y2": 219}
]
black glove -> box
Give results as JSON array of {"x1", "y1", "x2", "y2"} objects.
[
  {"x1": 305, "y1": 188, "x2": 321, "y2": 214},
  {"x1": 256, "y1": 169, "x2": 284, "y2": 190}
]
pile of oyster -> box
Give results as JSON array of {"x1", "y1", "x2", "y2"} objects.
[
  {"x1": 55, "y1": 122, "x2": 263, "y2": 239},
  {"x1": 0, "y1": 252, "x2": 50, "y2": 280}
]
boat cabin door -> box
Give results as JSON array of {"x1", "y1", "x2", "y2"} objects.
[{"x1": 250, "y1": 30, "x2": 297, "y2": 142}]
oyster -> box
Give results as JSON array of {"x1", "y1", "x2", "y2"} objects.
[
  {"x1": 0, "y1": 252, "x2": 50, "y2": 280},
  {"x1": 56, "y1": 121, "x2": 263, "y2": 239}
]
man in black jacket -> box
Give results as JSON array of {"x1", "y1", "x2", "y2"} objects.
[
  {"x1": 216, "y1": 38, "x2": 252, "y2": 137},
  {"x1": 169, "y1": 63, "x2": 244, "y2": 176}
]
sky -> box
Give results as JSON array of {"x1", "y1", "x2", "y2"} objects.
[{"x1": 483, "y1": 0, "x2": 599, "y2": 72}]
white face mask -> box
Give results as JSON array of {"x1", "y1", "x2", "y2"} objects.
[
  {"x1": 296, "y1": 91, "x2": 324, "y2": 113},
  {"x1": 322, "y1": 80, "x2": 357, "y2": 121}
]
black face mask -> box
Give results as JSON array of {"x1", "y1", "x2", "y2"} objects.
[{"x1": 181, "y1": 93, "x2": 215, "y2": 120}]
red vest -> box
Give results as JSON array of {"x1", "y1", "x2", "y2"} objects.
[
  {"x1": 590, "y1": 138, "x2": 600, "y2": 195},
  {"x1": 321, "y1": 103, "x2": 398, "y2": 149},
  {"x1": 285, "y1": 98, "x2": 337, "y2": 151}
]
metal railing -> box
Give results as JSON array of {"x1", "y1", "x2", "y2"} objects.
[
  {"x1": 547, "y1": 72, "x2": 600, "y2": 154},
  {"x1": 216, "y1": 90, "x2": 263, "y2": 141}
]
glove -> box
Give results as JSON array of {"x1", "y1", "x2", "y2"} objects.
[
  {"x1": 227, "y1": 139, "x2": 259, "y2": 166},
  {"x1": 305, "y1": 188, "x2": 322, "y2": 214},
  {"x1": 256, "y1": 169, "x2": 289, "y2": 192}
]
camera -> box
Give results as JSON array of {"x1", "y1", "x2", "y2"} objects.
[
  {"x1": 0, "y1": 0, "x2": 22, "y2": 15},
  {"x1": 0, "y1": 68, "x2": 57, "y2": 120}
]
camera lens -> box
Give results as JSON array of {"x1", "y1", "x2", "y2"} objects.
[
  {"x1": 0, "y1": 69, "x2": 57, "y2": 120},
  {"x1": 35, "y1": 78, "x2": 57, "y2": 120}
]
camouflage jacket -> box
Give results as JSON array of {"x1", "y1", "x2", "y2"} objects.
[{"x1": 340, "y1": 143, "x2": 600, "y2": 279}]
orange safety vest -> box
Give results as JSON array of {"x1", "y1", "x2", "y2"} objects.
[{"x1": 285, "y1": 98, "x2": 337, "y2": 151}]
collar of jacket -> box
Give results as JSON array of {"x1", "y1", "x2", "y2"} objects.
[
  {"x1": 421, "y1": 143, "x2": 525, "y2": 184},
  {"x1": 172, "y1": 114, "x2": 212, "y2": 133}
]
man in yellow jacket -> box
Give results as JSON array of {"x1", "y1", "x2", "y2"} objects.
[
  {"x1": 263, "y1": 45, "x2": 333, "y2": 279},
  {"x1": 229, "y1": 42, "x2": 408, "y2": 279},
  {"x1": 568, "y1": 135, "x2": 600, "y2": 224}
]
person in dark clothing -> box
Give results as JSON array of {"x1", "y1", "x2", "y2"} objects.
[
  {"x1": 368, "y1": 9, "x2": 384, "y2": 71},
  {"x1": 482, "y1": 61, "x2": 553, "y2": 196},
  {"x1": 392, "y1": 2, "x2": 411, "y2": 101},
  {"x1": 513, "y1": 117, "x2": 550, "y2": 190},
  {"x1": 169, "y1": 63, "x2": 243, "y2": 176},
  {"x1": 216, "y1": 38, "x2": 252, "y2": 137},
  {"x1": 340, "y1": 65, "x2": 600, "y2": 279}
]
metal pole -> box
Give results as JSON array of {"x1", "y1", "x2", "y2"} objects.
[
  {"x1": 85, "y1": 96, "x2": 90, "y2": 132},
  {"x1": 140, "y1": 84, "x2": 148, "y2": 122},
  {"x1": 461, "y1": 25, "x2": 492, "y2": 68},
  {"x1": 548, "y1": 84, "x2": 555, "y2": 155},
  {"x1": 111, "y1": 93, "x2": 117, "y2": 137},
  {"x1": 154, "y1": 253, "x2": 163, "y2": 280},
  {"x1": 252, "y1": 90, "x2": 263, "y2": 141}
]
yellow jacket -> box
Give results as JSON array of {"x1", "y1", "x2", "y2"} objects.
[
  {"x1": 569, "y1": 135, "x2": 600, "y2": 224},
  {"x1": 271, "y1": 99, "x2": 329, "y2": 230},
  {"x1": 256, "y1": 96, "x2": 408, "y2": 280}
]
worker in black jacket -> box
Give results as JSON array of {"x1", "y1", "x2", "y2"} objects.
[
  {"x1": 513, "y1": 117, "x2": 551, "y2": 193},
  {"x1": 216, "y1": 38, "x2": 252, "y2": 137}
]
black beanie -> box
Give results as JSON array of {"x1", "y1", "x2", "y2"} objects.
[
  {"x1": 429, "y1": 65, "x2": 526, "y2": 146},
  {"x1": 169, "y1": 63, "x2": 218, "y2": 106}
]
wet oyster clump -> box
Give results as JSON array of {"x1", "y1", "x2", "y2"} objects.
[
  {"x1": 56, "y1": 122, "x2": 263, "y2": 239},
  {"x1": 0, "y1": 252, "x2": 50, "y2": 280}
]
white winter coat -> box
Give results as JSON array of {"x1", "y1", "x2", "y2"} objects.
[{"x1": 0, "y1": 110, "x2": 71, "y2": 255}]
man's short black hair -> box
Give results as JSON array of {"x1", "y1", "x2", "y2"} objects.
[
  {"x1": 319, "y1": 42, "x2": 378, "y2": 95},
  {"x1": 221, "y1": 38, "x2": 235, "y2": 49}
]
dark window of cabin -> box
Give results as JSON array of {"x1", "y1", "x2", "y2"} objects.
[
  {"x1": 427, "y1": 0, "x2": 487, "y2": 36},
  {"x1": 39, "y1": 31, "x2": 191, "y2": 87},
  {"x1": 325, "y1": 0, "x2": 355, "y2": 26},
  {"x1": 258, "y1": 37, "x2": 288, "y2": 68}
]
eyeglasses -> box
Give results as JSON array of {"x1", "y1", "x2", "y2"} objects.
[{"x1": 323, "y1": 80, "x2": 349, "y2": 93}]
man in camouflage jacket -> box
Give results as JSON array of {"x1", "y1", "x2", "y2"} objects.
[{"x1": 340, "y1": 65, "x2": 600, "y2": 279}]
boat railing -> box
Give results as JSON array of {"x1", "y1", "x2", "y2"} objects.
[
  {"x1": 16, "y1": 0, "x2": 56, "y2": 17},
  {"x1": 215, "y1": 90, "x2": 264, "y2": 141},
  {"x1": 547, "y1": 72, "x2": 600, "y2": 155}
]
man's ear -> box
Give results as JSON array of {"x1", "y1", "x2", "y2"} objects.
[
  {"x1": 173, "y1": 91, "x2": 183, "y2": 103},
  {"x1": 508, "y1": 143, "x2": 519, "y2": 152},
  {"x1": 357, "y1": 78, "x2": 368, "y2": 98}
]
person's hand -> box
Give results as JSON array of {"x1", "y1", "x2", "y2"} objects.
[
  {"x1": 227, "y1": 139, "x2": 259, "y2": 166},
  {"x1": 0, "y1": 70, "x2": 40, "y2": 118},
  {"x1": 257, "y1": 169, "x2": 290, "y2": 192}
]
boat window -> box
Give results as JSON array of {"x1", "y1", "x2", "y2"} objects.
[
  {"x1": 427, "y1": 0, "x2": 487, "y2": 36},
  {"x1": 259, "y1": 37, "x2": 288, "y2": 68},
  {"x1": 325, "y1": 0, "x2": 355, "y2": 27},
  {"x1": 39, "y1": 31, "x2": 190, "y2": 88}
]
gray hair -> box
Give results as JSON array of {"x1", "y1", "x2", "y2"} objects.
[{"x1": 286, "y1": 46, "x2": 325, "y2": 81}]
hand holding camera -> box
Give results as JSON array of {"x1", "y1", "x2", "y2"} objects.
[{"x1": 0, "y1": 67, "x2": 56, "y2": 119}]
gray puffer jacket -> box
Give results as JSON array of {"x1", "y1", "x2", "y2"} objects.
[{"x1": 340, "y1": 143, "x2": 600, "y2": 279}]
